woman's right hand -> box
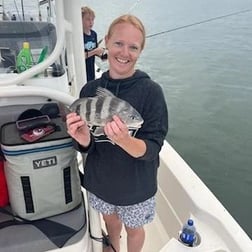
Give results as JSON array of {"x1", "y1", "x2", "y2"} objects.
[{"x1": 66, "y1": 112, "x2": 91, "y2": 147}]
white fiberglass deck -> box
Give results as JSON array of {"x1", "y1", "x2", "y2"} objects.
[{"x1": 101, "y1": 213, "x2": 169, "y2": 252}]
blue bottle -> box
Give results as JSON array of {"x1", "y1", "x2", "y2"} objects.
[{"x1": 180, "y1": 219, "x2": 196, "y2": 246}]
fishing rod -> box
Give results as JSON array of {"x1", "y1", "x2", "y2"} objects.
[{"x1": 146, "y1": 9, "x2": 251, "y2": 39}]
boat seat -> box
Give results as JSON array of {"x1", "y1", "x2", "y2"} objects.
[{"x1": 0, "y1": 197, "x2": 87, "y2": 252}]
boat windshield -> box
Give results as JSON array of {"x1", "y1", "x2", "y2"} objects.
[{"x1": 0, "y1": 21, "x2": 56, "y2": 73}]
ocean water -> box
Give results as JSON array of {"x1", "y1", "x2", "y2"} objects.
[{"x1": 3, "y1": 0, "x2": 252, "y2": 238}]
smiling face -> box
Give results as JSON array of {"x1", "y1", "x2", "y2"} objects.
[{"x1": 105, "y1": 18, "x2": 145, "y2": 79}]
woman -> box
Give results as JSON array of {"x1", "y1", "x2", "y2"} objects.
[{"x1": 66, "y1": 14, "x2": 168, "y2": 252}]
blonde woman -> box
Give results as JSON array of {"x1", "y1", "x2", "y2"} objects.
[{"x1": 67, "y1": 14, "x2": 168, "y2": 252}]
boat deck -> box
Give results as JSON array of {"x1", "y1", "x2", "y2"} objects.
[
  {"x1": 102, "y1": 214, "x2": 170, "y2": 252},
  {"x1": 144, "y1": 215, "x2": 170, "y2": 252}
]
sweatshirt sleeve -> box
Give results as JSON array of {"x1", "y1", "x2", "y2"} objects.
[
  {"x1": 72, "y1": 134, "x2": 96, "y2": 154},
  {"x1": 136, "y1": 82, "x2": 168, "y2": 161}
]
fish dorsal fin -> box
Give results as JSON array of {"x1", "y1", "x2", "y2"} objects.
[{"x1": 96, "y1": 87, "x2": 115, "y2": 98}]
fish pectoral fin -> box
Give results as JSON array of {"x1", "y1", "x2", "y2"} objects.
[{"x1": 96, "y1": 87, "x2": 115, "y2": 97}]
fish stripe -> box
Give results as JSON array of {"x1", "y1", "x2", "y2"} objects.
[
  {"x1": 86, "y1": 99, "x2": 92, "y2": 123},
  {"x1": 76, "y1": 104, "x2": 81, "y2": 115},
  {"x1": 95, "y1": 96, "x2": 105, "y2": 123}
]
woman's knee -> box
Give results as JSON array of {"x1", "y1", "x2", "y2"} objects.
[
  {"x1": 125, "y1": 226, "x2": 144, "y2": 237},
  {"x1": 103, "y1": 213, "x2": 121, "y2": 226}
]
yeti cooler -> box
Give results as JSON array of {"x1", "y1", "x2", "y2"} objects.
[{"x1": 0, "y1": 117, "x2": 81, "y2": 220}]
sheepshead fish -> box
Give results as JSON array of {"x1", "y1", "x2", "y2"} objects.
[{"x1": 70, "y1": 87, "x2": 144, "y2": 136}]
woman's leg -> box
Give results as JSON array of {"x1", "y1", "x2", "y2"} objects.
[
  {"x1": 103, "y1": 213, "x2": 122, "y2": 252},
  {"x1": 125, "y1": 226, "x2": 145, "y2": 252}
]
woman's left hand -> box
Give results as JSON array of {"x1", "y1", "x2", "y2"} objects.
[
  {"x1": 104, "y1": 115, "x2": 146, "y2": 158},
  {"x1": 104, "y1": 115, "x2": 129, "y2": 144}
]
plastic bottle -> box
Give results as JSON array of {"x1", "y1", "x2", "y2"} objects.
[
  {"x1": 37, "y1": 46, "x2": 48, "y2": 64},
  {"x1": 16, "y1": 42, "x2": 33, "y2": 73},
  {"x1": 180, "y1": 219, "x2": 196, "y2": 246}
]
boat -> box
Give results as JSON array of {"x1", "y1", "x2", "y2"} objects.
[{"x1": 0, "y1": 0, "x2": 251, "y2": 251}]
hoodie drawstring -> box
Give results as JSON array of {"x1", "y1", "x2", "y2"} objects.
[
  {"x1": 115, "y1": 82, "x2": 120, "y2": 96},
  {"x1": 103, "y1": 80, "x2": 121, "y2": 96}
]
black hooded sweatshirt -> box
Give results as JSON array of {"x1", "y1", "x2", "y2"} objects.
[{"x1": 75, "y1": 69, "x2": 168, "y2": 205}]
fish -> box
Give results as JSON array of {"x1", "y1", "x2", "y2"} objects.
[{"x1": 70, "y1": 87, "x2": 144, "y2": 136}]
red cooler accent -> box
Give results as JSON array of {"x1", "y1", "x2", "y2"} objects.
[{"x1": 0, "y1": 160, "x2": 9, "y2": 207}]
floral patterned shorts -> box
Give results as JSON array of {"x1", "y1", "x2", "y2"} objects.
[{"x1": 88, "y1": 193, "x2": 155, "y2": 229}]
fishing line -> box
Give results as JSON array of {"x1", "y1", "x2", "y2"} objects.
[
  {"x1": 98, "y1": 0, "x2": 143, "y2": 45},
  {"x1": 128, "y1": 0, "x2": 142, "y2": 13},
  {"x1": 146, "y1": 9, "x2": 251, "y2": 39}
]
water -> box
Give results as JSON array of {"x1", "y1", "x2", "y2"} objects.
[{"x1": 4, "y1": 0, "x2": 252, "y2": 238}]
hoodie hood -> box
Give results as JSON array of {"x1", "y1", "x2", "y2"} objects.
[{"x1": 100, "y1": 70, "x2": 150, "y2": 96}]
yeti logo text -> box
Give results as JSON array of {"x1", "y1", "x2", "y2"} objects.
[{"x1": 33, "y1": 156, "x2": 57, "y2": 169}]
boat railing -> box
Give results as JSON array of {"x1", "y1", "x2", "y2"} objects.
[{"x1": 0, "y1": 85, "x2": 74, "y2": 106}]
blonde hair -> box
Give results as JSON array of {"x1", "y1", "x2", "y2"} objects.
[
  {"x1": 81, "y1": 6, "x2": 95, "y2": 18},
  {"x1": 107, "y1": 14, "x2": 146, "y2": 50}
]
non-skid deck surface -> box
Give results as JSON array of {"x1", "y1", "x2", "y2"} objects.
[{"x1": 0, "y1": 200, "x2": 87, "y2": 252}]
